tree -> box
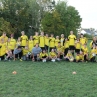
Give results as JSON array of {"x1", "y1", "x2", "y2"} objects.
[
  {"x1": 41, "y1": 11, "x2": 65, "y2": 35},
  {"x1": 0, "y1": 17, "x2": 14, "y2": 35},
  {"x1": 0, "y1": 0, "x2": 41, "y2": 37},
  {"x1": 55, "y1": 1, "x2": 82, "y2": 36}
]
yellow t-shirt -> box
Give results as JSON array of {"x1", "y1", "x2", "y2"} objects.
[
  {"x1": 39, "y1": 36, "x2": 45, "y2": 47},
  {"x1": 75, "y1": 42, "x2": 81, "y2": 49},
  {"x1": 28, "y1": 40, "x2": 34, "y2": 52},
  {"x1": 33, "y1": 35, "x2": 39, "y2": 46},
  {"x1": 66, "y1": 53, "x2": 73, "y2": 58},
  {"x1": 6, "y1": 42, "x2": 11, "y2": 50},
  {"x1": 0, "y1": 43, "x2": 6, "y2": 56},
  {"x1": 10, "y1": 38, "x2": 16, "y2": 50},
  {"x1": 55, "y1": 39, "x2": 60, "y2": 47},
  {"x1": 90, "y1": 48, "x2": 96, "y2": 58},
  {"x1": 56, "y1": 46, "x2": 64, "y2": 53},
  {"x1": 50, "y1": 52, "x2": 56, "y2": 57},
  {"x1": 49, "y1": 37, "x2": 55, "y2": 47},
  {"x1": 40, "y1": 52, "x2": 48, "y2": 58},
  {"x1": 21, "y1": 35, "x2": 28, "y2": 46},
  {"x1": 60, "y1": 38, "x2": 65, "y2": 46},
  {"x1": 68, "y1": 35, "x2": 76, "y2": 46},
  {"x1": 45, "y1": 36, "x2": 49, "y2": 46},
  {"x1": 82, "y1": 47, "x2": 88, "y2": 55},
  {"x1": 0, "y1": 36, "x2": 8, "y2": 43},
  {"x1": 64, "y1": 41, "x2": 69, "y2": 49},
  {"x1": 80, "y1": 37, "x2": 87, "y2": 45},
  {"x1": 23, "y1": 48, "x2": 29, "y2": 55}
]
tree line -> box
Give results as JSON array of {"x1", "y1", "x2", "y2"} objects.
[{"x1": 0, "y1": 0, "x2": 82, "y2": 38}]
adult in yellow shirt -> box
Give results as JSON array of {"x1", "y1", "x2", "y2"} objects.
[
  {"x1": 49, "y1": 34, "x2": 55, "y2": 51},
  {"x1": 68, "y1": 31, "x2": 76, "y2": 55},
  {"x1": 21, "y1": 31, "x2": 28, "y2": 47},
  {"x1": 33, "y1": 32, "x2": 39, "y2": 46},
  {"x1": 28, "y1": 36, "x2": 34, "y2": 52},
  {"x1": 0, "y1": 32, "x2": 8, "y2": 43},
  {"x1": 39, "y1": 32, "x2": 45, "y2": 50},
  {"x1": 45, "y1": 34, "x2": 49, "y2": 51}
]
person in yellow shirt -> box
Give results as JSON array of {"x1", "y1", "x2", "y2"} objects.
[
  {"x1": 82, "y1": 44, "x2": 89, "y2": 62},
  {"x1": 49, "y1": 49, "x2": 57, "y2": 62},
  {"x1": 90, "y1": 37, "x2": 97, "y2": 49},
  {"x1": 60, "y1": 34, "x2": 65, "y2": 46},
  {"x1": 6, "y1": 38, "x2": 11, "y2": 50},
  {"x1": 64, "y1": 38, "x2": 69, "y2": 56},
  {"x1": 55, "y1": 36, "x2": 60, "y2": 48},
  {"x1": 75, "y1": 38, "x2": 81, "y2": 54},
  {"x1": 0, "y1": 39, "x2": 6, "y2": 60},
  {"x1": 0, "y1": 32, "x2": 8, "y2": 43},
  {"x1": 64, "y1": 50, "x2": 74, "y2": 62},
  {"x1": 39, "y1": 32, "x2": 45, "y2": 50},
  {"x1": 80, "y1": 34, "x2": 87, "y2": 47},
  {"x1": 28, "y1": 36, "x2": 34, "y2": 52},
  {"x1": 21, "y1": 31, "x2": 28, "y2": 47},
  {"x1": 56, "y1": 42, "x2": 64, "y2": 60},
  {"x1": 33, "y1": 32, "x2": 39, "y2": 46},
  {"x1": 75, "y1": 50, "x2": 84, "y2": 62},
  {"x1": 22, "y1": 46, "x2": 30, "y2": 60},
  {"x1": 90, "y1": 45, "x2": 96, "y2": 62},
  {"x1": 45, "y1": 34, "x2": 49, "y2": 51},
  {"x1": 10, "y1": 34, "x2": 16, "y2": 54},
  {"x1": 68, "y1": 31, "x2": 76, "y2": 55},
  {"x1": 40, "y1": 49, "x2": 48, "y2": 62},
  {"x1": 49, "y1": 34, "x2": 55, "y2": 51}
]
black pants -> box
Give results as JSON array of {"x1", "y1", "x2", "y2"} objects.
[
  {"x1": 45, "y1": 45, "x2": 49, "y2": 51},
  {"x1": 15, "y1": 51, "x2": 23, "y2": 59},
  {"x1": 0, "y1": 55, "x2": 5, "y2": 60},
  {"x1": 84, "y1": 55, "x2": 88, "y2": 61},
  {"x1": 90, "y1": 56, "x2": 96, "y2": 62},
  {"x1": 64, "y1": 48, "x2": 69, "y2": 56}
]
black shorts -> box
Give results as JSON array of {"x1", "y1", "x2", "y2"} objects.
[
  {"x1": 69, "y1": 46, "x2": 75, "y2": 50},
  {"x1": 0, "y1": 55, "x2": 5, "y2": 60},
  {"x1": 75, "y1": 49, "x2": 80, "y2": 54}
]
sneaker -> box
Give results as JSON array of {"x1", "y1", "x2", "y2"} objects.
[{"x1": 20, "y1": 59, "x2": 22, "y2": 61}]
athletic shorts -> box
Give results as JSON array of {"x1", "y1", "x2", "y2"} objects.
[{"x1": 69, "y1": 46, "x2": 75, "y2": 50}]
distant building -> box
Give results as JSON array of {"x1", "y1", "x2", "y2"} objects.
[{"x1": 78, "y1": 28, "x2": 97, "y2": 36}]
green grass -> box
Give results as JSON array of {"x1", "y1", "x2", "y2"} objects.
[{"x1": 0, "y1": 61, "x2": 97, "y2": 97}]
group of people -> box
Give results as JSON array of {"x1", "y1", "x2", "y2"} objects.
[{"x1": 0, "y1": 30, "x2": 97, "y2": 62}]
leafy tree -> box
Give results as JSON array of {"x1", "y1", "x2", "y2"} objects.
[
  {"x1": 0, "y1": 17, "x2": 14, "y2": 36},
  {"x1": 55, "y1": 1, "x2": 82, "y2": 36},
  {"x1": 41, "y1": 11, "x2": 65, "y2": 35}
]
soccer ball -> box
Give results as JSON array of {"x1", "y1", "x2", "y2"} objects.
[{"x1": 12, "y1": 71, "x2": 17, "y2": 74}]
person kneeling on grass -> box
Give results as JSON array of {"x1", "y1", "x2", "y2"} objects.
[
  {"x1": 49, "y1": 49, "x2": 57, "y2": 62},
  {"x1": 32, "y1": 43, "x2": 42, "y2": 61},
  {"x1": 64, "y1": 50, "x2": 74, "y2": 62},
  {"x1": 56, "y1": 42, "x2": 64, "y2": 60},
  {"x1": 22, "y1": 46, "x2": 30, "y2": 61},
  {"x1": 40, "y1": 49, "x2": 48, "y2": 62},
  {"x1": 5, "y1": 47, "x2": 12, "y2": 61},
  {"x1": 13, "y1": 46, "x2": 23, "y2": 61},
  {"x1": 74, "y1": 50, "x2": 84, "y2": 62},
  {"x1": 90, "y1": 45, "x2": 97, "y2": 62}
]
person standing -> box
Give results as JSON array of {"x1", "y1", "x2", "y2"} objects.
[
  {"x1": 21, "y1": 31, "x2": 28, "y2": 47},
  {"x1": 68, "y1": 31, "x2": 76, "y2": 55}
]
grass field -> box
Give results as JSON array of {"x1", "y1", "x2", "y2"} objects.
[{"x1": 0, "y1": 61, "x2": 97, "y2": 97}]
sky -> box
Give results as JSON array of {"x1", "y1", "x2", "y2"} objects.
[{"x1": 55, "y1": 0, "x2": 97, "y2": 30}]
